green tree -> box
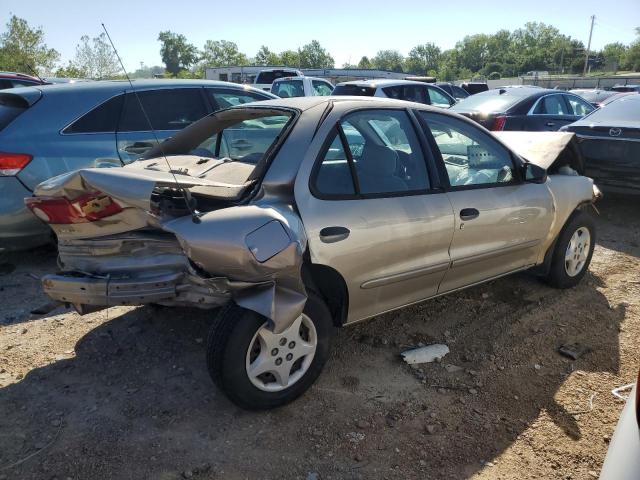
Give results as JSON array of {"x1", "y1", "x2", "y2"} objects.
[
  {"x1": 455, "y1": 34, "x2": 490, "y2": 73},
  {"x1": 200, "y1": 40, "x2": 248, "y2": 67},
  {"x1": 372, "y1": 50, "x2": 404, "y2": 72},
  {"x1": 158, "y1": 31, "x2": 199, "y2": 75},
  {"x1": 298, "y1": 40, "x2": 334, "y2": 68},
  {"x1": 342, "y1": 62, "x2": 357, "y2": 69},
  {"x1": 0, "y1": 15, "x2": 60, "y2": 74},
  {"x1": 279, "y1": 49, "x2": 300, "y2": 67},
  {"x1": 601, "y1": 42, "x2": 627, "y2": 71},
  {"x1": 622, "y1": 28, "x2": 640, "y2": 71},
  {"x1": 358, "y1": 56, "x2": 372, "y2": 69},
  {"x1": 405, "y1": 43, "x2": 441, "y2": 75},
  {"x1": 70, "y1": 33, "x2": 120, "y2": 79},
  {"x1": 254, "y1": 45, "x2": 280, "y2": 65},
  {"x1": 54, "y1": 63, "x2": 85, "y2": 78}
]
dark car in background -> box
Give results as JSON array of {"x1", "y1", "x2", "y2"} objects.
[
  {"x1": 561, "y1": 94, "x2": 640, "y2": 194},
  {"x1": 460, "y1": 82, "x2": 489, "y2": 95},
  {"x1": 0, "y1": 79, "x2": 275, "y2": 250},
  {"x1": 610, "y1": 84, "x2": 640, "y2": 93},
  {"x1": 0, "y1": 71, "x2": 48, "y2": 89},
  {"x1": 451, "y1": 87, "x2": 594, "y2": 131},
  {"x1": 435, "y1": 82, "x2": 470, "y2": 101}
]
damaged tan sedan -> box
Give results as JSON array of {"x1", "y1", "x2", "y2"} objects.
[{"x1": 26, "y1": 97, "x2": 601, "y2": 409}]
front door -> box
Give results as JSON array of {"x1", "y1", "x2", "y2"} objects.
[
  {"x1": 527, "y1": 94, "x2": 580, "y2": 131},
  {"x1": 417, "y1": 111, "x2": 554, "y2": 293},
  {"x1": 295, "y1": 107, "x2": 454, "y2": 323}
]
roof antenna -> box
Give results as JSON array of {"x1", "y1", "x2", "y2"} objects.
[
  {"x1": 22, "y1": 62, "x2": 45, "y2": 83},
  {"x1": 101, "y1": 23, "x2": 201, "y2": 224}
]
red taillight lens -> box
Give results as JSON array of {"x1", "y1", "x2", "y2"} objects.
[
  {"x1": 0, "y1": 152, "x2": 32, "y2": 176},
  {"x1": 25, "y1": 192, "x2": 122, "y2": 224},
  {"x1": 491, "y1": 116, "x2": 507, "y2": 131}
]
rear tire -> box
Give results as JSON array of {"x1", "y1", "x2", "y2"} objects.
[
  {"x1": 544, "y1": 210, "x2": 595, "y2": 289},
  {"x1": 206, "y1": 293, "x2": 333, "y2": 410}
]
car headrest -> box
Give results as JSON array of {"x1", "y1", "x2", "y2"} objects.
[{"x1": 360, "y1": 144, "x2": 398, "y2": 175}]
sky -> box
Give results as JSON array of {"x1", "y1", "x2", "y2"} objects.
[{"x1": 2, "y1": 0, "x2": 639, "y2": 72}]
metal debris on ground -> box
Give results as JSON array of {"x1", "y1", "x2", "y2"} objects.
[
  {"x1": 558, "y1": 343, "x2": 591, "y2": 360},
  {"x1": 401, "y1": 344, "x2": 450, "y2": 365}
]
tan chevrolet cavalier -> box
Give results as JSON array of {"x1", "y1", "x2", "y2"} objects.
[{"x1": 27, "y1": 97, "x2": 601, "y2": 409}]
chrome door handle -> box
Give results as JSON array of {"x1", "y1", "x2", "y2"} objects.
[
  {"x1": 460, "y1": 208, "x2": 480, "y2": 221},
  {"x1": 123, "y1": 142, "x2": 154, "y2": 154},
  {"x1": 319, "y1": 226, "x2": 350, "y2": 243},
  {"x1": 545, "y1": 122, "x2": 555, "y2": 127}
]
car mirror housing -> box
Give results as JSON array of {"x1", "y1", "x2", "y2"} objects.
[{"x1": 523, "y1": 162, "x2": 547, "y2": 183}]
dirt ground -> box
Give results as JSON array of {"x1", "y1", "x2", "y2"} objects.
[{"x1": 0, "y1": 194, "x2": 638, "y2": 480}]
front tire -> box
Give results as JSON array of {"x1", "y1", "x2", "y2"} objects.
[
  {"x1": 206, "y1": 293, "x2": 333, "y2": 410},
  {"x1": 544, "y1": 210, "x2": 595, "y2": 289}
]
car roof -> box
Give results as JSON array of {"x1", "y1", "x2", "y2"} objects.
[
  {"x1": 336, "y1": 79, "x2": 434, "y2": 88},
  {"x1": 8, "y1": 79, "x2": 273, "y2": 96},
  {"x1": 0, "y1": 71, "x2": 43, "y2": 82},
  {"x1": 273, "y1": 76, "x2": 330, "y2": 82},
  {"x1": 230, "y1": 95, "x2": 448, "y2": 112}
]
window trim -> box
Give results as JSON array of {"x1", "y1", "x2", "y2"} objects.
[
  {"x1": 309, "y1": 107, "x2": 438, "y2": 201},
  {"x1": 416, "y1": 110, "x2": 524, "y2": 191}
]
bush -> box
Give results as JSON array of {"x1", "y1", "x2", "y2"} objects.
[{"x1": 488, "y1": 71, "x2": 501, "y2": 80}]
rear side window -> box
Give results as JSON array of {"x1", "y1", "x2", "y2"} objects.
[
  {"x1": 0, "y1": 93, "x2": 29, "y2": 131},
  {"x1": 255, "y1": 70, "x2": 298, "y2": 84},
  {"x1": 565, "y1": 95, "x2": 594, "y2": 116},
  {"x1": 534, "y1": 95, "x2": 569, "y2": 115},
  {"x1": 313, "y1": 109, "x2": 430, "y2": 198},
  {"x1": 427, "y1": 87, "x2": 453, "y2": 108},
  {"x1": 208, "y1": 88, "x2": 270, "y2": 109},
  {"x1": 119, "y1": 88, "x2": 208, "y2": 132},
  {"x1": 64, "y1": 95, "x2": 124, "y2": 134},
  {"x1": 332, "y1": 84, "x2": 376, "y2": 96},
  {"x1": 383, "y1": 85, "x2": 429, "y2": 104}
]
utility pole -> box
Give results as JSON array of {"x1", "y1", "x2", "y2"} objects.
[{"x1": 583, "y1": 15, "x2": 595, "y2": 77}]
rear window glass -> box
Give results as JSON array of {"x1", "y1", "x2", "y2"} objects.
[
  {"x1": 272, "y1": 79, "x2": 305, "y2": 98},
  {"x1": 255, "y1": 70, "x2": 299, "y2": 85},
  {"x1": 64, "y1": 95, "x2": 124, "y2": 134},
  {"x1": 585, "y1": 95, "x2": 640, "y2": 122},
  {"x1": 452, "y1": 92, "x2": 522, "y2": 113},
  {"x1": 332, "y1": 85, "x2": 376, "y2": 96},
  {"x1": 0, "y1": 94, "x2": 28, "y2": 131},
  {"x1": 119, "y1": 88, "x2": 208, "y2": 132}
]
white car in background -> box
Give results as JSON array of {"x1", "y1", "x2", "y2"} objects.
[
  {"x1": 332, "y1": 79, "x2": 456, "y2": 108},
  {"x1": 254, "y1": 68, "x2": 303, "y2": 91},
  {"x1": 271, "y1": 76, "x2": 334, "y2": 97}
]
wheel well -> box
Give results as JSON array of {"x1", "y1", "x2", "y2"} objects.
[{"x1": 302, "y1": 262, "x2": 348, "y2": 327}]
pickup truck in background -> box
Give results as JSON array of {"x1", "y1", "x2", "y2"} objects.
[
  {"x1": 254, "y1": 68, "x2": 303, "y2": 91},
  {"x1": 271, "y1": 76, "x2": 334, "y2": 97}
]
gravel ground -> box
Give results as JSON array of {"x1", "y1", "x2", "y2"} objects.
[{"x1": 0, "y1": 194, "x2": 638, "y2": 480}]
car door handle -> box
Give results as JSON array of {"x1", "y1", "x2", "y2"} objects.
[
  {"x1": 545, "y1": 122, "x2": 555, "y2": 127},
  {"x1": 319, "y1": 226, "x2": 350, "y2": 243},
  {"x1": 460, "y1": 208, "x2": 480, "y2": 221},
  {"x1": 123, "y1": 142, "x2": 154, "y2": 154}
]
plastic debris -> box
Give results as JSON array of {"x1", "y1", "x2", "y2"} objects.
[{"x1": 401, "y1": 344, "x2": 449, "y2": 365}]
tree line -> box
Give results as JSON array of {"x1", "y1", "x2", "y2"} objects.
[{"x1": 1, "y1": 15, "x2": 639, "y2": 81}]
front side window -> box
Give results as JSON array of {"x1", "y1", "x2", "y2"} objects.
[
  {"x1": 427, "y1": 87, "x2": 453, "y2": 108},
  {"x1": 420, "y1": 112, "x2": 515, "y2": 187},
  {"x1": 272, "y1": 80, "x2": 305, "y2": 98},
  {"x1": 565, "y1": 95, "x2": 594, "y2": 116},
  {"x1": 312, "y1": 80, "x2": 333, "y2": 96},
  {"x1": 119, "y1": 88, "x2": 208, "y2": 131},
  {"x1": 314, "y1": 109, "x2": 430, "y2": 197},
  {"x1": 208, "y1": 88, "x2": 269, "y2": 109},
  {"x1": 534, "y1": 95, "x2": 569, "y2": 115}
]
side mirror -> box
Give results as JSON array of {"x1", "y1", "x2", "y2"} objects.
[{"x1": 523, "y1": 162, "x2": 547, "y2": 184}]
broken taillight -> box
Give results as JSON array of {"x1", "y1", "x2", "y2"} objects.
[
  {"x1": 0, "y1": 152, "x2": 32, "y2": 176},
  {"x1": 491, "y1": 116, "x2": 507, "y2": 131},
  {"x1": 25, "y1": 192, "x2": 123, "y2": 224}
]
